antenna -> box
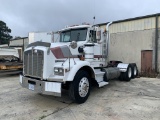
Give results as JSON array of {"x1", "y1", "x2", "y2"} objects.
[
  {"x1": 92, "y1": 0, "x2": 96, "y2": 26},
  {"x1": 93, "y1": 16, "x2": 95, "y2": 26}
]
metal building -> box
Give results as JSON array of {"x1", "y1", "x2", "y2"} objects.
[
  {"x1": 9, "y1": 37, "x2": 29, "y2": 61},
  {"x1": 98, "y1": 13, "x2": 160, "y2": 73}
]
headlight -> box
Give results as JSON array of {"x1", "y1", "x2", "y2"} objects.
[{"x1": 54, "y1": 67, "x2": 64, "y2": 75}]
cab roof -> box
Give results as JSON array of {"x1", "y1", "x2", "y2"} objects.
[{"x1": 59, "y1": 25, "x2": 91, "y2": 32}]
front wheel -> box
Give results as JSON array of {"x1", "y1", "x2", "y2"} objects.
[{"x1": 69, "y1": 70, "x2": 91, "y2": 104}]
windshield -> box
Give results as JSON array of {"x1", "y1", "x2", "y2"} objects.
[{"x1": 60, "y1": 28, "x2": 87, "y2": 42}]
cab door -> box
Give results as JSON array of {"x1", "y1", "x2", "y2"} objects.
[{"x1": 91, "y1": 30, "x2": 102, "y2": 61}]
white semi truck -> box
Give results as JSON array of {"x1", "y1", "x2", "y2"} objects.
[{"x1": 20, "y1": 22, "x2": 138, "y2": 103}]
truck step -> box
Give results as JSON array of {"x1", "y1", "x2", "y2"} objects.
[
  {"x1": 95, "y1": 70, "x2": 105, "y2": 83},
  {"x1": 98, "y1": 81, "x2": 109, "y2": 87}
]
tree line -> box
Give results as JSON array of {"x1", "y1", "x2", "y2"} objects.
[{"x1": 0, "y1": 20, "x2": 12, "y2": 45}]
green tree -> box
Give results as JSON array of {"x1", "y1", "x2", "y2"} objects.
[{"x1": 0, "y1": 20, "x2": 12, "y2": 45}]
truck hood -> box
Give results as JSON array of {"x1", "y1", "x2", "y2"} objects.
[
  {"x1": 50, "y1": 43, "x2": 72, "y2": 59},
  {"x1": 50, "y1": 42, "x2": 86, "y2": 59}
]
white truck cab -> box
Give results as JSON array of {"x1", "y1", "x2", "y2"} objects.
[{"x1": 20, "y1": 23, "x2": 138, "y2": 103}]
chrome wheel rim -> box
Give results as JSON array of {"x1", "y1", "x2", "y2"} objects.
[
  {"x1": 128, "y1": 67, "x2": 132, "y2": 78},
  {"x1": 79, "y1": 77, "x2": 89, "y2": 97}
]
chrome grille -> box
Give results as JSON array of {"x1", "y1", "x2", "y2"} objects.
[{"x1": 24, "y1": 49, "x2": 44, "y2": 78}]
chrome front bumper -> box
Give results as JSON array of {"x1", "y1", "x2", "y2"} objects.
[{"x1": 20, "y1": 75, "x2": 61, "y2": 96}]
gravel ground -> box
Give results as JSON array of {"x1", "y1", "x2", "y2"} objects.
[{"x1": 0, "y1": 75, "x2": 160, "y2": 120}]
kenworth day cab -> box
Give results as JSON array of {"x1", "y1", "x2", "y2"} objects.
[{"x1": 20, "y1": 22, "x2": 138, "y2": 103}]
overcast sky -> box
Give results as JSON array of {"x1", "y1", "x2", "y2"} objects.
[{"x1": 0, "y1": 0, "x2": 160, "y2": 37}]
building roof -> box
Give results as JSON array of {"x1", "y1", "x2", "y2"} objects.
[
  {"x1": 10, "y1": 37, "x2": 28, "y2": 41},
  {"x1": 97, "y1": 13, "x2": 160, "y2": 26}
]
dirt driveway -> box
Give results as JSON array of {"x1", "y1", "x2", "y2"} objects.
[{"x1": 0, "y1": 75, "x2": 160, "y2": 120}]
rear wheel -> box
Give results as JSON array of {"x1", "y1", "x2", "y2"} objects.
[
  {"x1": 123, "y1": 64, "x2": 132, "y2": 81},
  {"x1": 119, "y1": 64, "x2": 132, "y2": 81},
  {"x1": 69, "y1": 70, "x2": 91, "y2": 104},
  {"x1": 131, "y1": 64, "x2": 138, "y2": 78}
]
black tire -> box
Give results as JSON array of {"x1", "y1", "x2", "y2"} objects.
[
  {"x1": 69, "y1": 70, "x2": 91, "y2": 104},
  {"x1": 130, "y1": 63, "x2": 138, "y2": 78},
  {"x1": 123, "y1": 64, "x2": 132, "y2": 81}
]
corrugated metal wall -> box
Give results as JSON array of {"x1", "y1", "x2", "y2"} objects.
[
  {"x1": 101, "y1": 16, "x2": 160, "y2": 33},
  {"x1": 110, "y1": 17, "x2": 156, "y2": 33},
  {"x1": 108, "y1": 29, "x2": 154, "y2": 71},
  {"x1": 159, "y1": 16, "x2": 160, "y2": 27},
  {"x1": 99, "y1": 15, "x2": 160, "y2": 72}
]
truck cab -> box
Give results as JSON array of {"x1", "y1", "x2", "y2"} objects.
[{"x1": 20, "y1": 23, "x2": 138, "y2": 103}]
